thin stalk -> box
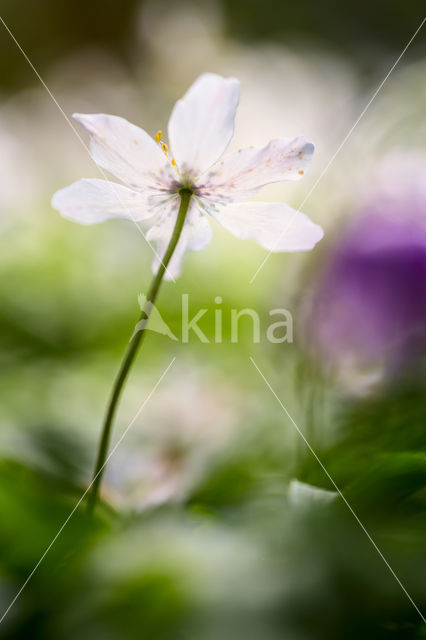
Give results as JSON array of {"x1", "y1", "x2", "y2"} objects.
[{"x1": 87, "y1": 188, "x2": 192, "y2": 513}]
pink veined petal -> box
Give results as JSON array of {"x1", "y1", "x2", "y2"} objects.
[
  {"x1": 197, "y1": 137, "x2": 314, "y2": 203},
  {"x1": 51, "y1": 178, "x2": 164, "y2": 224},
  {"x1": 147, "y1": 200, "x2": 212, "y2": 280},
  {"x1": 167, "y1": 73, "x2": 240, "y2": 182},
  {"x1": 212, "y1": 201, "x2": 323, "y2": 252},
  {"x1": 73, "y1": 113, "x2": 175, "y2": 190}
]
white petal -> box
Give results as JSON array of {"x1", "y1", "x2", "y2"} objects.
[
  {"x1": 213, "y1": 202, "x2": 323, "y2": 252},
  {"x1": 52, "y1": 178, "x2": 159, "y2": 225},
  {"x1": 197, "y1": 137, "x2": 314, "y2": 202},
  {"x1": 74, "y1": 113, "x2": 175, "y2": 190},
  {"x1": 167, "y1": 73, "x2": 239, "y2": 181},
  {"x1": 288, "y1": 480, "x2": 337, "y2": 507},
  {"x1": 147, "y1": 200, "x2": 212, "y2": 279}
]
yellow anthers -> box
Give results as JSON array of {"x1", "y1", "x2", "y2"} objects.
[{"x1": 155, "y1": 129, "x2": 175, "y2": 166}]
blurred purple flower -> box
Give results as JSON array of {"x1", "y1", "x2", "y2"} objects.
[{"x1": 305, "y1": 153, "x2": 426, "y2": 389}]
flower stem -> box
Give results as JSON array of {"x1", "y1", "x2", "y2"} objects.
[{"x1": 87, "y1": 189, "x2": 192, "y2": 513}]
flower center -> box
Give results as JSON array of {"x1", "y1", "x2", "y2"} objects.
[{"x1": 178, "y1": 186, "x2": 193, "y2": 197}]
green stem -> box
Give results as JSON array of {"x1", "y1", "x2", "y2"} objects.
[{"x1": 87, "y1": 188, "x2": 192, "y2": 513}]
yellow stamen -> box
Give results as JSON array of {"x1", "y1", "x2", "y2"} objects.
[
  {"x1": 171, "y1": 158, "x2": 176, "y2": 167},
  {"x1": 155, "y1": 130, "x2": 163, "y2": 143},
  {"x1": 162, "y1": 143, "x2": 168, "y2": 152}
]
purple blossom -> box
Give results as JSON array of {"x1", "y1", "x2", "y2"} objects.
[{"x1": 305, "y1": 154, "x2": 426, "y2": 387}]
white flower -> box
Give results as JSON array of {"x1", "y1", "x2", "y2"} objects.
[{"x1": 52, "y1": 73, "x2": 323, "y2": 279}]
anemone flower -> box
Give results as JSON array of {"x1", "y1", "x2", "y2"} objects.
[
  {"x1": 52, "y1": 72, "x2": 322, "y2": 279},
  {"x1": 52, "y1": 73, "x2": 322, "y2": 510}
]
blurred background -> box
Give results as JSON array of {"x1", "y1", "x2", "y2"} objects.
[{"x1": 0, "y1": 1, "x2": 426, "y2": 638}]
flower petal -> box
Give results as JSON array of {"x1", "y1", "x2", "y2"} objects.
[
  {"x1": 73, "y1": 113, "x2": 175, "y2": 190},
  {"x1": 213, "y1": 201, "x2": 323, "y2": 251},
  {"x1": 147, "y1": 200, "x2": 212, "y2": 279},
  {"x1": 197, "y1": 137, "x2": 314, "y2": 202},
  {"x1": 167, "y1": 73, "x2": 240, "y2": 181},
  {"x1": 52, "y1": 178, "x2": 160, "y2": 225}
]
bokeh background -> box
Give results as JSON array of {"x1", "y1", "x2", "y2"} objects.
[{"x1": 0, "y1": 1, "x2": 426, "y2": 638}]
